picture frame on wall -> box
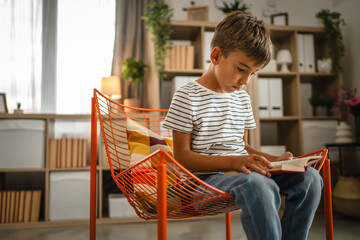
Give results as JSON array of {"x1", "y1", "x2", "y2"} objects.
[
  {"x1": 271, "y1": 13, "x2": 289, "y2": 26},
  {"x1": 0, "y1": 93, "x2": 8, "y2": 113}
]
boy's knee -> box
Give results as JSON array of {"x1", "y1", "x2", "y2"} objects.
[
  {"x1": 305, "y1": 167, "x2": 323, "y2": 190},
  {"x1": 241, "y1": 173, "x2": 280, "y2": 195}
]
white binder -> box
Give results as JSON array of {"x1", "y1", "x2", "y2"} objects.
[
  {"x1": 300, "y1": 82, "x2": 313, "y2": 117},
  {"x1": 257, "y1": 78, "x2": 270, "y2": 117},
  {"x1": 297, "y1": 33, "x2": 305, "y2": 72},
  {"x1": 203, "y1": 31, "x2": 215, "y2": 70},
  {"x1": 304, "y1": 34, "x2": 315, "y2": 72},
  {"x1": 269, "y1": 78, "x2": 283, "y2": 117}
]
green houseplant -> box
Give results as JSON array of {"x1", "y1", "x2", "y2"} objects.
[
  {"x1": 316, "y1": 9, "x2": 346, "y2": 73},
  {"x1": 121, "y1": 58, "x2": 147, "y2": 104},
  {"x1": 309, "y1": 92, "x2": 333, "y2": 116},
  {"x1": 142, "y1": 3, "x2": 173, "y2": 82},
  {"x1": 218, "y1": 0, "x2": 251, "y2": 14}
]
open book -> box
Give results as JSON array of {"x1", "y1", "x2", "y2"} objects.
[{"x1": 268, "y1": 156, "x2": 322, "y2": 174}]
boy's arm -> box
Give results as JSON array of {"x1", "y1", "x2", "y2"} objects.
[
  {"x1": 172, "y1": 130, "x2": 273, "y2": 176},
  {"x1": 243, "y1": 130, "x2": 293, "y2": 162}
]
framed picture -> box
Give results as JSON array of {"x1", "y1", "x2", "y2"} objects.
[
  {"x1": 187, "y1": 6, "x2": 208, "y2": 21},
  {"x1": 0, "y1": 93, "x2": 8, "y2": 113},
  {"x1": 271, "y1": 13, "x2": 289, "y2": 26}
]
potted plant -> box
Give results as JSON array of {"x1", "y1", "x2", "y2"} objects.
[
  {"x1": 316, "y1": 9, "x2": 346, "y2": 74},
  {"x1": 121, "y1": 58, "x2": 147, "y2": 109},
  {"x1": 142, "y1": 3, "x2": 173, "y2": 82},
  {"x1": 217, "y1": 0, "x2": 251, "y2": 14},
  {"x1": 309, "y1": 92, "x2": 333, "y2": 116}
]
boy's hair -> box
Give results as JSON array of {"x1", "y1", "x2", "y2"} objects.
[{"x1": 211, "y1": 11, "x2": 272, "y2": 67}]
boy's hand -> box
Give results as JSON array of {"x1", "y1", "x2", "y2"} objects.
[
  {"x1": 233, "y1": 154, "x2": 272, "y2": 177},
  {"x1": 276, "y1": 151, "x2": 294, "y2": 162}
]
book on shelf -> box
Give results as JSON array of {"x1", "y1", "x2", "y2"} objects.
[
  {"x1": 18, "y1": 191, "x2": 25, "y2": 222},
  {"x1": 48, "y1": 138, "x2": 87, "y2": 168},
  {"x1": 30, "y1": 190, "x2": 41, "y2": 222},
  {"x1": 23, "y1": 191, "x2": 32, "y2": 222},
  {"x1": 164, "y1": 43, "x2": 195, "y2": 70},
  {"x1": 0, "y1": 190, "x2": 41, "y2": 223},
  {"x1": 268, "y1": 156, "x2": 322, "y2": 174}
]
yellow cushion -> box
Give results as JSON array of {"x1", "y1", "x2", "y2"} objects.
[
  {"x1": 126, "y1": 118, "x2": 180, "y2": 213},
  {"x1": 126, "y1": 118, "x2": 173, "y2": 166}
]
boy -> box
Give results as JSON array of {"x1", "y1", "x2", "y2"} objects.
[{"x1": 162, "y1": 12, "x2": 322, "y2": 240}]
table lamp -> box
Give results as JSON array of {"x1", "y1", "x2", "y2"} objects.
[
  {"x1": 101, "y1": 76, "x2": 121, "y2": 100},
  {"x1": 276, "y1": 49, "x2": 292, "y2": 72}
]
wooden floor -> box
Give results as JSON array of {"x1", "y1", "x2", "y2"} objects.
[{"x1": 1, "y1": 213, "x2": 359, "y2": 240}]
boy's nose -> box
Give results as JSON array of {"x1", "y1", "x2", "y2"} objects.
[{"x1": 240, "y1": 74, "x2": 252, "y2": 86}]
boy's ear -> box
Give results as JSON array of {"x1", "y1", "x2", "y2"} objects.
[{"x1": 210, "y1": 47, "x2": 222, "y2": 65}]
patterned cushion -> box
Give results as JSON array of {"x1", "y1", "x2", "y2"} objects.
[
  {"x1": 126, "y1": 118, "x2": 173, "y2": 166},
  {"x1": 126, "y1": 118, "x2": 180, "y2": 213}
]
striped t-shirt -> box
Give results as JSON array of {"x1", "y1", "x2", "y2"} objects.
[{"x1": 163, "y1": 81, "x2": 256, "y2": 157}]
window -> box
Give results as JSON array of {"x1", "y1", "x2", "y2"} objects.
[
  {"x1": 56, "y1": 0, "x2": 115, "y2": 114},
  {"x1": 0, "y1": 0, "x2": 115, "y2": 114},
  {"x1": 0, "y1": 0, "x2": 43, "y2": 113}
]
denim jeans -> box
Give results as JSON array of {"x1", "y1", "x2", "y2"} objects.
[{"x1": 198, "y1": 167, "x2": 323, "y2": 240}]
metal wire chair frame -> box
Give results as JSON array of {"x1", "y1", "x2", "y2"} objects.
[{"x1": 90, "y1": 89, "x2": 334, "y2": 240}]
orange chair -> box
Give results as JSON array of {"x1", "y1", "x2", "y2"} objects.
[{"x1": 90, "y1": 89, "x2": 334, "y2": 240}]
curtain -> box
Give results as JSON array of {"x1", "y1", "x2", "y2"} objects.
[
  {"x1": 0, "y1": 0, "x2": 43, "y2": 113},
  {"x1": 112, "y1": 0, "x2": 163, "y2": 102},
  {"x1": 56, "y1": 0, "x2": 115, "y2": 114}
]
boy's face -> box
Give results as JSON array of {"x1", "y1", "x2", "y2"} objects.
[{"x1": 212, "y1": 48, "x2": 262, "y2": 93}]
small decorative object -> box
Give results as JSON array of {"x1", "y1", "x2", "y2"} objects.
[
  {"x1": 271, "y1": 13, "x2": 289, "y2": 26},
  {"x1": 0, "y1": 93, "x2": 8, "y2": 113},
  {"x1": 333, "y1": 175, "x2": 360, "y2": 218},
  {"x1": 316, "y1": 9, "x2": 346, "y2": 73},
  {"x1": 317, "y1": 58, "x2": 332, "y2": 73},
  {"x1": 276, "y1": 49, "x2": 292, "y2": 72},
  {"x1": 309, "y1": 92, "x2": 333, "y2": 116},
  {"x1": 335, "y1": 121, "x2": 353, "y2": 143},
  {"x1": 345, "y1": 93, "x2": 360, "y2": 143},
  {"x1": 142, "y1": 3, "x2": 173, "y2": 82},
  {"x1": 217, "y1": 0, "x2": 251, "y2": 14},
  {"x1": 14, "y1": 102, "x2": 24, "y2": 114},
  {"x1": 187, "y1": 6, "x2": 208, "y2": 21}
]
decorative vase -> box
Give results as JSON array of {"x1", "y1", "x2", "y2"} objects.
[
  {"x1": 316, "y1": 58, "x2": 332, "y2": 73},
  {"x1": 124, "y1": 98, "x2": 141, "y2": 113},
  {"x1": 335, "y1": 121, "x2": 353, "y2": 143},
  {"x1": 332, "y1": 175, "x2": 360, "y2": 218},
  {"x1": 314, "y1": 106, "x2": 328, "y2": 116},
  {"x1": 14, "y1": 109, "x2": 24, "y2": 114}
]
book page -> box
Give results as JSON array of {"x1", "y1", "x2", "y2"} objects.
[{"x1": 271, "y1": 156, "x2": 321, "y2": 167}]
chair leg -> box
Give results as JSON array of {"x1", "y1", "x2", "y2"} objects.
[
  {"x1": 323, "y1": 158, "x2": 334, "y2": 240},
  {"x1": 90, "y1": 98, "x2": 97, "y2": 240},
  {"x1": 225, "y1": 212, "x2": 231, "y2": 240},
  {"x1": 158, "y1": 163, "x2": 167, "y2": 240}
]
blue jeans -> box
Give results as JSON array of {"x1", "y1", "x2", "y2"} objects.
[{"x1": 198, "y1": 167, "x2": 323, "y2": 240}]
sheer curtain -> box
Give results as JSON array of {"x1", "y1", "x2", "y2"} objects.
[
  {"x1": 0, "y1": 0, "x2": 43, "y2": 113},
  {"x1": 56, "y1": 0, "x2": 115, "y2": 114}
]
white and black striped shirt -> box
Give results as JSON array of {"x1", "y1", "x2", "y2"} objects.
[{"x1": 163, "y1": 81, "x2": 256, "y2": 157}]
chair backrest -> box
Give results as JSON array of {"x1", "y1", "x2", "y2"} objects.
[{"x1": 93, "y1": 89, "x2": 171, "y2": 173}]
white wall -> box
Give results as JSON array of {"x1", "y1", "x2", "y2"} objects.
[{"x1": 165, "y1": 0, "x2": 360, "y2": 90}]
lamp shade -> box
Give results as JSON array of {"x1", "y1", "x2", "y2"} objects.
[
  {"x1": 276, "y1": 49, "x2": 292, "y2": 64},
  {"x1": 276, "y1": 49, "x2": 292, "y2": 72},
  {"x1": 101, "y1": 76, "x2": 121, "y2": 99}
]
